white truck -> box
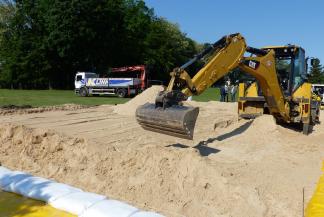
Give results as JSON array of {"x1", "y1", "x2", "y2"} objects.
[{"x1": 74, "y1": 65, "x2": 147, "y2": 98}]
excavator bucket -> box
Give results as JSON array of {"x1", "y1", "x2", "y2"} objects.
[{"x1": 136, "y1": 103, "x2": 199, "y2": 140}]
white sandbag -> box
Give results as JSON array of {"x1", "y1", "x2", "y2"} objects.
[
  {"x1": 0, "y1": 168, "x2": 80, "y2": 203},
  {"x1": 0, "y1": 170, "x2": 32, "y2": 191},
  {"x1": 130, "y1": 211, "x2": 165, "y2": 217},
  {"x1": 0, "y1": 166, "x2": 11, "y2": 177},
  {"x1": 26, "y1": 181, "x2": 82, "y2": 203},
  {"x1": 50, "y1": 191, "x2": 106, "y2": 215},
  {"x1": 80, "y1": 199, "x2": 139, "y2": 217},
  {"x1": 0, "y1": 166, "x2": 12, "y2": 188},
  {"x1": 12, "y1": 176, "x2": 52, "y2": 196},
  {"x1": 0, "y1": 167, "x2": 165, "y2": 217}
]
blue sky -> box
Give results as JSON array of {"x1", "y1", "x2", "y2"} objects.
[{"x1": 145, "y1": 0, "x2": 324, "y2": 63}]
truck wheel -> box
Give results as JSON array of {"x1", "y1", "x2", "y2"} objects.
[
  {"x1": 79, "y1": 87, "x2": 88, "y2": 97},
  {"x1": 117, "y1": 89, "x2": 127, "y2": 98}
]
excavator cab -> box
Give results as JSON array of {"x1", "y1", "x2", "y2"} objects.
[{"x1": 266, "y1": 46, "x2": 307, "y2": 95}]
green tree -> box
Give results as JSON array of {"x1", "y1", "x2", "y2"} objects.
[
  {"x1": 144, "y1": 17, "x2": 197, "y2": 81},
  {"x1": 42, "y1": 0, "x2": 129, "y2": 88},
  {"x1": 309, "y1": 58, "x2": 324, "y2": 84},
  {"x1": 0, "y1": 0, "x2": 15, "y2": 37},
  {"x1": 0, "y1": 0, "x2": 199, "y2": 89},
  {"x1": 0, "y1": 0, "x2": 16, "y2": 88},
  {"x1": 0, "y1": 0, "x2": 50, "y2": 88}
]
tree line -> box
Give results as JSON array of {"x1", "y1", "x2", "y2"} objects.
[
  {"x1": 0, "y1": 0, "x2": 199, "y2": 89},
  {"x1": 0, "y1": 0, "x2": 323, "y2": 90}
]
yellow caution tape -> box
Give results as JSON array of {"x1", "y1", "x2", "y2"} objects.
[
  {"x1": 0, "y1": 191, "x2": 76, "y2": 217},
  {"x1": 306, "y1": 161, "x2": 324, "y2": 217}
]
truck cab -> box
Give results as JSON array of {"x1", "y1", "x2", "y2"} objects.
[{"x1": 75, "y1": 72, "x2": 98, "y2": 94}]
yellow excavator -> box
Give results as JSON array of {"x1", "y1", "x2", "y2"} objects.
[
  {"x1": 238, "y1": 49, "x2": 321, "y2": 123},
  {"x1": 238, "y1": 81, "x2": 321, "y2": 121},
  {"x1": 136, "y1": 33, "x2": 320, "y2": 139}
]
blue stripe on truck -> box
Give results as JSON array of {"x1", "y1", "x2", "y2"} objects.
[{"x1": 109, "y1": 79, "x2": 132, "y2": 85}]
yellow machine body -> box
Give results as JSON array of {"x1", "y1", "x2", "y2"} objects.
[
  {"x1": 239, "y1": 79, "x2": 320, "y2": 131},
  {"x1": 238, "y1": 82, "x2": 317, "y2": 121},
  {"x1": 136, "y1": 33, "x2": 320, "y2": 139},
  {"x1": 238, "y1": 82, "x2": 266, "y2": 118},
  {"x1": 306, "y1": 162, "x2": 324, "y2": 217}
]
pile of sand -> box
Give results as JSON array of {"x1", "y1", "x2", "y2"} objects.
[
  {"x1": 0, "y1": 101, "x2": 323, "y2": 217},
  {"x1": 114, "y1": 85, "x2": 164, "y2": 116},
  {"x1": 0, "y1": 124, "x2": 88, "y2": 176},
  {"x1": 0, "y1": 104, "x2": 91, "y2": 116},
  {"x1": 0, "y1": 123, "x2": 269, "y2": 217},
  {"x1": 245, "y1": 115, "x2": 278, "y2": 135}
]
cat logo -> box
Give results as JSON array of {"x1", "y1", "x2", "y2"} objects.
[
  {"x1": 245, "y1": 60, "x2": 260, "y2": 70},
  {"x1": 249, "y1": 61, "x2": 257, "y2": 69}
]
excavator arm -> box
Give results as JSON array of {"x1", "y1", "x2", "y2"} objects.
[
  {"x1": 169, "y1": 33, "x2": 246, "y2": 96},
  {"x1": 238, "y1": 51, "x2": 290, "y2": 122},
  {"x1": 136, "y1": 33, "x2": 290, "y2": 139}
]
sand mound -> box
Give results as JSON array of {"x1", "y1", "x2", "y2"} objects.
[
  {"x1": 0, "y1": 123, "x2": 265, "y2": 217},
  {"x1": 0, "y1": 104, "x2": 91, "y2": 116},
  {"x1": 1, "y1": 101, "x2": 323, "y2": 217},
  {"x1": 246, "y1": 115, "x2": 278, "y2": 134},
  {"x1": 114, "y1": 85, "x2": 164, "y2": 116},
  {"x1": 0, "y1": 124, "x2": 88, "y2": 175}
]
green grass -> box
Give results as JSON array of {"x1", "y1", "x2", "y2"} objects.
[
  {"x1": 193, "y1": 87, "x2": 221, "y2": 102},
  {"x1": 0, "y1": 87, "x2": 225, "y2": 107},
  {"x1": 0, "y1": 89, "x2": 129, "y2": 107}
]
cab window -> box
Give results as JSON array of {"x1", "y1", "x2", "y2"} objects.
[
  {"x1": 76, "y1": 75, "x2": 83, "y2": 81},
  {"x1": 275, "y1": 57, "x2": 291, "y2": 94},
  {"x1": 293, "y1": 49, "x2": 305, "y2": 90},
  {"x1": 85, "y1": 73, "x2": 98, "y2": 78}
]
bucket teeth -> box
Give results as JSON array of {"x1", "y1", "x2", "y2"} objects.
[{"x1": 135, "y1": 103, "x2": 199, "y2": 140}]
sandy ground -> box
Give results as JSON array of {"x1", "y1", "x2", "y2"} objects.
[
  {"x1": 0, "y1": 87, "x2": 323, "y2": 217},
  {"x1": 0, "y1": 104, "x2": 91, "y2": 116}
]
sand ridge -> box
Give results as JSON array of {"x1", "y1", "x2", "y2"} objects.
[
  {"x1": 114, "y1": 85, "x2": 164, "y2": 116},
  {"x1": 0, "y1": 104, "x2": 92, "y2": 115},
  {"x1": 0, "y1": 90, "x2": 323, "y2": 217}
]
